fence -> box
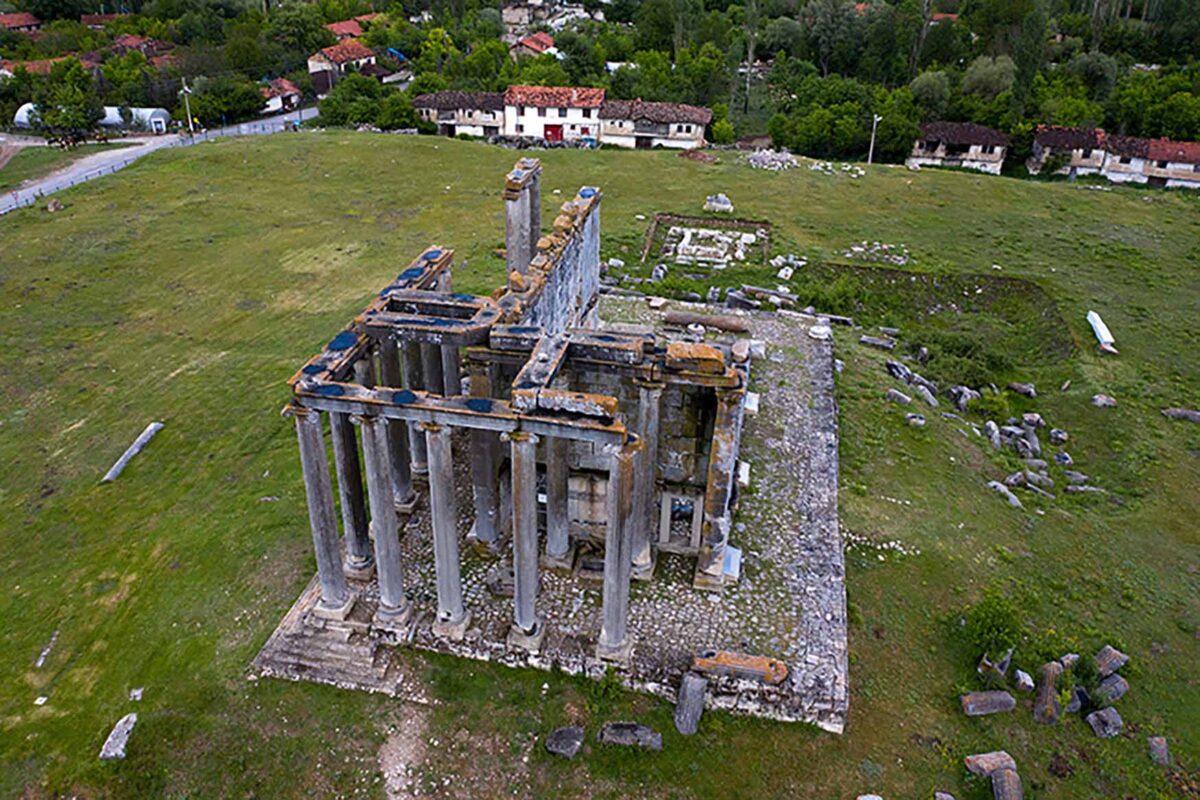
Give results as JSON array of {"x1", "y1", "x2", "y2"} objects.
[{"x1": 1, "y1": 114, "x2": 311, "y2": 215}]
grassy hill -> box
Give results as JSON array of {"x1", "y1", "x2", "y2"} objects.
[{"x1": 0, "y1": 133, "x2": 1196, "y2": 799}]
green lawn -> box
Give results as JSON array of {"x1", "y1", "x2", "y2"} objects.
[
  {"x1": 0, "y1": 142, "x2": 131, "y2": 192},
  {"x1": 0, "y1": 133, "x2": 1196, "y2": 799}
]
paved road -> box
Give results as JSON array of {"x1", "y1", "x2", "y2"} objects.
[{"x1": 1, "y1": 106, "x2": 318, "y2": 216}]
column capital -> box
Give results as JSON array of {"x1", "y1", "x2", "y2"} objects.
[
  {"x1": 502, "y1": 431, "x2": 539, "y2": 444},
  {"x1": 633, "y1": 378, "x2": 667, "y2": 392},
  {"x1": 419, "y1": 421, "x2": 446, "y2": 434},
  {"x1": 282, "y1": 403, "x2": 314, "y2": 419}
]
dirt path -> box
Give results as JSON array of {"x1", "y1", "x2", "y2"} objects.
[
  {"x1": 0, "y1": 143, "x2": 20, "y2": 171},
  {"x1": 378, "y1": 703, "x2": 430, "y2": 799}
]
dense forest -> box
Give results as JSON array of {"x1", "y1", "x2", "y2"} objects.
[{"x1": 2, "y1": 0, "x2": 1199, "y2": 163}]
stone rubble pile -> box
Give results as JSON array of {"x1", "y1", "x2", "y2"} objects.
[
  {"x1": 841, "y1": 241, "x2": 912, "y2": 265},
  {"x1": 809, "y1": 160, "x2": 865, "y2": 178},
  {"x1": 703, "y1": 193, "x2": 735, "y2": 213},
  {"x1": 745, "y1": 149, "x2": 798, "y2": 171}
]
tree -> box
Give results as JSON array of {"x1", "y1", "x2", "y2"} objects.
[
  {"x1": 32, "y1": 58, "x2": 104, "y2": 140},
  {"x1": 762, "y1": 17, "x2": 805, "y2": 58},
  {"x1": 317, "y1": 73, "x2": 382, "y2": 126},
  {"x1": 183, "y1": 75, "x2": 265, "y2": 125},
  {"x1": 909, "y1": 69, "x2": 949, "y2": 118},
  {"x1": 802, "y1": 0, "x2": 860, "y2": 77},
  {"x1": 265, "y1": 4, "x2": 334, "y2": 55},
  {"x1": 962, "y1": 55, "x2": 1016, "y2": 100},
  {"x1": 375, "y1": 91, "x2": 419, "y2": 130}
]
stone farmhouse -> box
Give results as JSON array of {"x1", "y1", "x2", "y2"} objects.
[
  {"x1": 1029, "y1": 125, "x2": 1200, "y2": 190},
  {"x1": 0, "y1": 12, "x2": 40, "y2": 34},
  {"x1": 906, "y1": 121, "x2": 1009, "y2": 175},
  {"x1": 413, "y1": 86, "x2": 711, "y2": 148}
]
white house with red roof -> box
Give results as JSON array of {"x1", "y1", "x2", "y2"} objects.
[
  {"x1": 307, "y1": 39, "x2": 377, "y2": 96},
  {"x1": 599, "y1": 99, "x2": 712, "y2": 149},
  {"x1": 509, "y1": 32, "x2": 556, "y2": 59},
  {"x1": 261, "y1": 77, "x2": 302, "y2": 114},
  {"x1": 503, "y1": 85, "x2": 603, "y2": 142},
  {"x1": 0, "y1": 12, "x2": 40, "y2": 34}
]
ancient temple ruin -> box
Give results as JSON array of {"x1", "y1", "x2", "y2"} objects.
[{"x1": 256, "y1": 158, "x2": 849, "y2": 733}]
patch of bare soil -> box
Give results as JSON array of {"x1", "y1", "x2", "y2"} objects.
[{"x1": 379, "y1": 703, "x2": 430, "y2": 800}]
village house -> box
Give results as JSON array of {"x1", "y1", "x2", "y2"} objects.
[
  {"x1": 307, "y1": 39, "x2": 377, "y2": 96},
  {"x1": 80, "y1": 13, "x2": 126, "y2": 29},
  {"x1": 110, "y1": 34, "x2": 173, "y2": 58},
  {"x1": 906, "y1": 121, "x2": 1009, "y2": 175},
  {"x1": 324, "y1": 14, "x2": 381, "y2": 41},
  {"x1": 1145, "y1": 138, "x2": 1200, "y2": 189},
  {"x1": 598, "y1": 99, "x2": 711, "y2": 149},
  {"x1": 0, "y1": 12, "x2": 40, "y2": 34},
  {"x1": 261, "y1": 77, "x2": 302, "y2": 114},
  {"x1": 509, "y1": 31, "x2": 556, "y2": 60},
  {"x1": 414, "y1": 90, "x2": 504, "y2": 137},
  {"x1": 503, "y1": 85, "x2": 603, "y2": 142},
  {"x1": 1028, "y1": 125, "x2": 1107, "y2": 177}
]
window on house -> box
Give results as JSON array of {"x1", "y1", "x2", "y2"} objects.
[
  {"x1": 583, "y1": 109, "x2": 592, "y2": 118},
  {"x1": 516, "y1": 123, "x2": 524, "y2": 133},
  {"x1": 1157, "y1": 160, "x2": 1168, "y2": 168},
  {"x1": 1193, "y1": 164, "x2": 1200, "y2": 172},
  {"x1": 1119, "y1": 156, "x2": 1131, "y2": 164},
  {"x1": 1081, "y1": 148, "x2": 1092, "y2": 158},
  {"x1": 518, "y1": 105, "x2": 525, "y2": 115},
  {"x1": 558, "y1": 107, "x2": 567, "y2": 117}
]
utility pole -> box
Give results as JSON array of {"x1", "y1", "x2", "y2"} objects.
[
  {"x1": 868, "y1": 114, "x2": 883, "y2": 164},
  {"x1": 180, "y1": 78, "x2": 194, "y2": 138}
]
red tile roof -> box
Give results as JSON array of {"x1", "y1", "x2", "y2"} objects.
[
  {"x1": 317, "y1": 39, "x2": 374, "y2": 64},
  {"x1": 81, "y1": 13, "x2": 126, "y2": 26},
  {"x1": 2, "y1": 56, "x2": 64, "y2": 75},
  {"x1": 918, "y1": 121, "x2": 1008, "y2": 147},
  {"x1": 600, "y1": 99, "x2": 712, "y2": 125},
  {"x1": 1148, "y1": 137, "x2": 1200, "y2": 165},
  {"x1": 1034, "y1": 125, "x2": 1105, "y2": 150},
  {"x1": 413, "y1": 90, "x2": 504, "y2": 111},
  {"x1": 504, "y1": 84, "x2": 604, "y2": 108},
  {"x1": 0, "y1": 12, "x2": 40, "y2": 29},
  {"x1": 263, "y1": 77, "x2": 301, "y2": 98},
  {"x1": 513, "y1": 31, "x2": 554, "y2": 54},
  {"x1": 931, "y1": 12, "x2": 959, "y2": 21},
  {"x1": 325, "y1": 19, "x2": 363, "y2": 38},
  {"x1": 1105, "y1": 133, "x2": 1150, "y2": 158}
]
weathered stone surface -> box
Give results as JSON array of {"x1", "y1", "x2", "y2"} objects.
[
  {"x1": 1014, "y1": 669, "x2": 1034, "y2": 692},
  {"x1": 991, "y1": 767, "x2": 1023, "y2": 800},
  {"x1": 1008, "y1": 382, "x2": 1037, "y2": 398},
  {"x1": 1022, "y1": 412, "x2": 1044, "y2": 428},
  {"x1": 1034, "y1": 661, "x2": 1062, "y2": 725},
  {"x1": 934, "y1": 793, "x2": 956, "y2": 800},
  {"x1": 987, "y1": 481, "x2": 1023, "y2": 509},
  {"x1": 885, "y1": 360, "x2": 913, "y2": 383},
  {"x1": 1063, "y1": 471, "x2": 1088, "y2": 484},
  {"x1": 1162, "y1": 407, "x2": 1200, "y2": 423},
  {"x1": 1086, "y1": 706, "x2": 1123, "y2": 738},
  {"x1": 950, "y1": 385, "x2": 981, "y2": 411},
  {"x1": 906, "y1": 413, "x2": 926, "y2": 427},
  {"x1": 1049, "y1": 428, "x2": 1068, "y2": 444},
  {"x1": 1053, "y1": 451, "x2": 1073, "y2": 466},
  {"x1": 1092, "y1": 393, "x2": 1117, "y2": 407},
  {"x1": 914, "y1": 384, "x2": 939, "y2": 408},
  {"x1": 1147, "y1": 735, "x2": 1170, "y2": 765},
  {"x1": 545, "y1": 726, "x2": 585, "y2": 759},
  {"x1": 856, "y1": 795, "x2": 883, "y2": 800},
  {"x1": 1060, "y1": 652, "x2": 1080, "y2": 669},
  {"x1": 1065, "y1": 685, "x2": 1088, "y2": 714},
  {"x1": 674, "y1": 672, "x2": 707, "y2": 735},
  {"x1": 598, "y1": 721, "x2": 663, "y2": 750},
  {"x1": 985, "y1": 420, "x2": 1001, "y2": 449},
  {"x1": 1096, "y1": 673, "x2": 1129, "y2": 702},
  {"x1": 961, "y1": 691, "x2": 1016, "y2": 716},
  {"x1": 99, "y1": 713, "x2": 137, "y2": 760},
  {"x1": 886, "y1": 388, "x2": 912, "y2": 405},
  {"x1": 964, "y1": 750, "x2": 1016, "y2": 777},
  {"x1": 1095, "y1": 645, "x2": 1128, "y2": 676}
]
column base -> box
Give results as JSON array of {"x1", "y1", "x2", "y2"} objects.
[
  {"x1": 410, "y1": 462, "x2": 429, "y2": 477},
  {"x1": 311, "y1": 592, "x2": 357, "y2": 622},
  {"x1": 507, "y1": 620, "x2": 545, "y2": 655},
  {"x1": 595, "y1": 636, "x2": 634, "y2": 668},
  {"x1": 373, "y1": 602, "x2": 413, "y2": 633},
  {"x1": 692, "y1": 546, "x2": 741, "y2": 592},
  {"x1": 631, "y1": 549, "x2": 658, "y2": 582},
  {"x1": 394, "y1": 492, "x2": 418, "y2": 515},
  {"x1": 466, "y1": 523, "x2": 502, "y2": 556},
  {"x1": 343, "y1": 558, "x2": 376, "y2": 581},
  {"x1": 432, "y1": 611, "x2": 472, "y2": 642},
  {"x1": 541, "y1": 541, "x2": 577, "y2": 571}
]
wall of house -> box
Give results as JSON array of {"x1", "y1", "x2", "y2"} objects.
[
  {"x1": 1101, "y1": 157, "x2": 1149, "y2": 184},
  {"x1": 504, "y1": 104, "x2": 598, "y2": 139}
]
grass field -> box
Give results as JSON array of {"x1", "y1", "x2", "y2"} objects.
[
  {"x1": 0, "y1": 143, "x2": 130, "y2": 192},
  {"x1": 0, "y1": 133, "x2": 1197, "y2": 799}
]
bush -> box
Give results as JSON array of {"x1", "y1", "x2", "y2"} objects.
[{"x1": 963, "y1": 590, "x2": 1023, "y2": 658}]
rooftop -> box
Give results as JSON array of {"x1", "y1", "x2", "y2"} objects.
[
  {"x1": 505, "y1": 84, "x2": 605, "y2": 108},
  {"x1": 1148, "y1": 137, "x2": 1200, "y2": 165},
  {"x1": 512, "y1": 31, "x2": 555, "y2": 54},
  {"x1": 413, "y1": 90, "x2": 505, "y2": 111},
  {"x1": 317, "y1": 39, "x2": 375, "y2": 64},
  {"x1": 918, "y1": 121, "x2": 1009, "y2": 147},
  {"x1": 599, "y1": 99, "x2": 712, "y2": 125},
  {"x1": 0, "y1": 12, "x2": 40, "y2": 28}
]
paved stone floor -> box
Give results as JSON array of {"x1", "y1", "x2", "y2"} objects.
[{"x1": 254, "y1": 299, "x2": 848, "y2": 733}]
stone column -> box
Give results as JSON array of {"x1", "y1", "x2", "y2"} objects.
[
  {"x1": 358, "y1": 414, "x2": 411, "y2": 628},
  {"x1": 631, "y1": 380, "x2": 663, "y2": 579},
  {"x1": 467, "y1": 365, "x2": 500, "y2": 549},
  {"x1": 421, "y1": 342, "x2": 445, "y2": 399},
  {"x1": 597, "y1": 436, "x2": 640, "y2": 664},
  {"x1": 401, "y1": 342, "x2": 427, "y2": 473},
  {"x1": 440, "y1": 346, "x2": 462, "y2": 396},
  {"x1": 527, "y1": 168, "x2": 541, "y2": 263},
  {"x1": 293, "y1": 407, "x2": 354, "y2": 619},
  {"x1": 506, "y1": 183, "x2": 531, "y2": 278},
  {"x1": 422, "y1": 423, "x2": 469, "y2": 639},
  {"x1": 378, "y1": 338, "x2": 416, "y2": 511},
  {"x1": 329, "y1": 410, "x2": 373, "y2": 579},
  {"x1": 506, "y1": 431, "x2": 543, "y2": 652},
  {"x1": 695, "y1": 387, "x2": 744, "y2": 591},
  {"x1": 543, "y1": 436, "x2": 572, "y2": 568}
]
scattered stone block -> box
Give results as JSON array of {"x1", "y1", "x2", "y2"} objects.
[
  {"x1": 648, "y1": 297, "x2": 668, "y2": 310},
  {"x1": 906, "y1": 413, "x2": 925, "y2": 427},
  {"x1": 914, "y1": 384, "x2": 939, "y2": 408},
  {"x1": 1060, "y1": 653, "x2": 1080, "y2": 669},
  {"x1": 545, "y1": 726, "x2": 585, "y2": 759},
  {"x1": 985, "y1": 420, "x2": 1001, "y2": 449},
  {"x1": 1147, "y1": 736, "x2": 1170, "y2": 765},
  {"x1": 99, "y1": 713, "x2": 138, "y2": 760},
  {"x1": 1095, "y1": 645, "x2": 1128, "y2": 677},
  {"x1": 1086, "y1": 706, "x2": 1123, "y2": 738},
  {"x1": 674, "y1": 672, "x2": 707, "y2": 735},
  {"x1": 949, "y1": 385, "x2": 981, "y2": 411},
  {"x1": 737, "y1": 460, "x2": 751, "y2": 488},
  {"x1": 129, "y1": 687, "x2": 144, "y2": 701},
  {"x1": 886, "y1": 389, "x2": 912, "y2": 405},
  {"x1": 1049, "y1": 428, "x2": 1068, "y2": 444},
  {"x1": 1014, "y1": 670, "x2": 1034, "y2": 692},
  {"x1": 935, "y1": 793, "x2": 956, "y2": 800},
  {"x1": 991, "y1": 767, "x2": 1023, "y2": 800},
  {"x1": 1053, "y1": 451, "x2": 1073, "y2": 466},
  {"x1": 961, "y1": 691, "x2": 1016, "y2": 716},
  {"x1": 860, "y1": 335, "x2": 895, "y2": 351},
  {"x1": 703, "y1": 193, "x2": 734, "y2": 213},
  {"x1": 885, "y1": 360, "x2": 913, "y2": 383},
  {"x1": 597, "y1": 721, "x2": 662, "y2": 750},
  {"x1": 1065, "y1": 685, "x2": 1089, "y2": 714},
  {"x1": 1062, "y1": 471, "x2": 1088, "y2": 484},
  {"x1": 744, "y1": 391, "x2": 760, "y2": 416},
  {"x1": 1162, "y1": 407, "x2": 1200, "y2": 423},
  {"x1": 1034, "y1": 661, "x2": 1063, "y2": 725},
  {"x1": 1092, "y1": 394, "x2": 1117, "y2": 407},
  {"x1": 857, "y1": 795, "x2": 883, "y2": 800},
  {"x1": 987, "y1": 481, "x2": 1023, "y2": 509},
  {"x1": 1007, "y1": 382, "x2": 1037, "y2": 398},
  {"x1": 1096, "y1": 673, "x2": 1129, "y2": 702},
  {"x1": 964, "y1": 750, "x2": 1016, "y2": 777}
]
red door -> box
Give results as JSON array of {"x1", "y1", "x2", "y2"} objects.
[{"x1": 544, "y1": 124, "x2": 563, "y2": 142}]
